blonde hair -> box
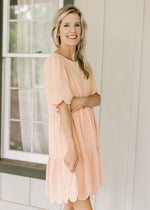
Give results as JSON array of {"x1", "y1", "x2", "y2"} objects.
[{"x1": 51, "y1": 4, "x2": 90, "y2": 79}]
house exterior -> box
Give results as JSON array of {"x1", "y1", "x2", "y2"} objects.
[{"x1": 0, "y1": 0, "x2": 150, "y2": 210}]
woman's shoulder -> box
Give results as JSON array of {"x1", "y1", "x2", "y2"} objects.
[
  {"x1": 43, "y1": 52, "x2": 66, "y2": 70},
  {"x1": 45, "y1": 52, "x2": 63, "y2": 63}
]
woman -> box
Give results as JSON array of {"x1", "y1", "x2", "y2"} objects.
[{"x1": 43, "y1": 4, "x2": 103, "y2": 210}]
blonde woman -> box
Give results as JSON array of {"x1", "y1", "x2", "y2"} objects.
[{"x1": 43, "y1": 5, "x2": 103, "y2": 210}]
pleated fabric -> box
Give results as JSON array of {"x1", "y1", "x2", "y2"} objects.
[{"x1": 43, "y1": 52, "x2": 103, "y2": 204}]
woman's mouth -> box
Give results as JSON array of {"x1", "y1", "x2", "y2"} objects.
[{"x1": 67, "y1": 35, "x2": 78, "y2": 40}]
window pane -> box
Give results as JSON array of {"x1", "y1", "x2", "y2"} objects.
[
  {"x1": 10, "y1": 89, "x2": 20, "y2": 119},
  {"x1": 33, "y1": 123, "x2": 48, "y2": 154},
  {"x1": 32, "y1": 0, "x2": 59, "y2": 19},
  {"x1": 10, "y1": 89, "x2": 33, "y2": 121},
  {"x1": 9, "y1": 21, "x2": 31, "y2": 53},
  {"x1": 11, "y1": 58, "x2": 32, "y2": 88},
  {"x1": 10, "y1": 0, "x2": 32, "y2": 20},
  {"x1": 34, "y1": 89, "x2": 48, "y2": 122},
  {"x1": 10, "y1": 0, "x2": 59, "y2": 20},
  {"x1": 10, "y1": 121, "x2": 32, "y2": 152},
  {"x1": 32, "y1": 20, "x2": 55, "y2": 54},
  {"x1": 34, "y1": 58, "x2": 45, "y2": 88},
  {"x1": 10, "y1": 2, "x2": 19, "y2": 20}
]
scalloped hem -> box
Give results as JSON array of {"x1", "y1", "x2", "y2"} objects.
[
  {"x1": 45, "y1": 147, "x2": 103, "y2": 205},
  {"x1": 46, "y1": 189, "x2": 101, "y2": 205}
]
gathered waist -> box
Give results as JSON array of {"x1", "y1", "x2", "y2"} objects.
[{"x1": 48, "y1": 105, "x2": 94, "y2": 118}]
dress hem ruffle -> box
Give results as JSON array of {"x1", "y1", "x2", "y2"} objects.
[
  {"x1": 46, "y1": 188, "x2": 102, "y2": 205},
  {"x1": 45, "y1": 146, "x2": 103, "y2": 205}
]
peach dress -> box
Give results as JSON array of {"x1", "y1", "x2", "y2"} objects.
[{"x1": 43, "y1": 52, "x2": 103, "y2": 204}]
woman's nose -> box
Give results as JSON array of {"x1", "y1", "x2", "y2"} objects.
[{"x1": 70, "y1": 25, "x2": 76, "y2": 32}]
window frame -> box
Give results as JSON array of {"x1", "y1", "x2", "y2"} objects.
[{"x1": 0, "y1": 0, "x2": 74, "y2": 179}]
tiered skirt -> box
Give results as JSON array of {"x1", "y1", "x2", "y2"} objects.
[{"x1": 45, "y1": 107, "x2": 103, "y2": 204}]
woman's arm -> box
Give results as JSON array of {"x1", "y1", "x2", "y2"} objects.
[
  {"x1": 81, "y1": 93, "x2": 101, "y2": 108},
  {"x1": 69, "y1": 93, "x2": 101, "y2": 113}
]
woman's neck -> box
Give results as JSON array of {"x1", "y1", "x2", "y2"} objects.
[{"x1": 55, "y1": 45, "x2": 76, "y2": 61}]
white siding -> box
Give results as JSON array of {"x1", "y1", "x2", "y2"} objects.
[
  {"x1": 77, "y1": 0, "x2": 150, "y2": 210},
  {"x1": 132, "y1": 0, "x2": 150, "y2": 210},
  {"x1": 0, "y1": 173, "x2": 60, "y2": 210}
]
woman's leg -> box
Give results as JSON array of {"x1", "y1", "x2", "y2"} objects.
[
  {"x1": 63, "y1": 200, "x2": 74, "y2": 210},
  {"x1": 71, "y1": 196, "x2": 93, "y2": 210}
]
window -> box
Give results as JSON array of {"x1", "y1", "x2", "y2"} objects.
[{"x1": 1, "y1": 0, "x2": 65, "y2": 164}]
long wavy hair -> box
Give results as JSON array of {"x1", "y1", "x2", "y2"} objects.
[{"x1": 51, "y1": 4, "x2": 90, "y2": 79}]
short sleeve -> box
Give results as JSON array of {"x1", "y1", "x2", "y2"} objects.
[
  {"x1": 43, "y1": 54, "x2": 73, "y2": 106},
  {"x1": 88, "y1": 62, "x2": 101, "y2": 96}
]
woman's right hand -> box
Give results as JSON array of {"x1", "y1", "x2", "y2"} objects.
[
  {"x1": 64, "y1": 147, "x2": 79, "y2": 173},
  {"x1": 70, "y1": 96, "x2": 82, "y2": 113},
  {"x1": 70, "y1": 96, "x2": 88, "y2": 113}
]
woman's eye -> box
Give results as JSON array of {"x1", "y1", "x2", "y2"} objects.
[{"x1": 64, "y1": 24, "x2": 80, "y2": 27}]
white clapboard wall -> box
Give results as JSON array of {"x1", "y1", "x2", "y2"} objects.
[{"x1": 75, "y1": 0, "x2": 150, "y2": 210}]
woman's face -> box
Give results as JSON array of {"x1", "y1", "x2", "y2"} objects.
[{"x1": 58, "y1": 13, "x2": 81, "y2": 47}]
